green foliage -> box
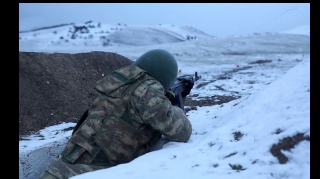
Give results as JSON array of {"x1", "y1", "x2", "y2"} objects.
[{"x1": 229, "y1": 163, "x2": 246, "y2": 172}]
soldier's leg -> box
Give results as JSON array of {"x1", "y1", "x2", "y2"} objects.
[
  {"x1": 41, "y1": 154, "x2": 109, "y2": 179},
  {"x1": 38, "y1": 170, "x2": 59, "y2": 179}
]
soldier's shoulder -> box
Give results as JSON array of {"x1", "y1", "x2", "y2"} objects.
[{"x1": 133, "y1": 78, "x2": 163, "y2": 97}]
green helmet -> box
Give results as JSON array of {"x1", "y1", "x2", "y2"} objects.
[{"x1": 134, "y1": 49, "x2": 178, "y2": 89}]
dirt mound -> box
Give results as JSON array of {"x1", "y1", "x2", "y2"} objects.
[
  {"x1": 19, "y1": 51, "x2": 237, "y2": 139},
  {"x1": 19, "y1": 51, "x2": 133, "y2": 138}
]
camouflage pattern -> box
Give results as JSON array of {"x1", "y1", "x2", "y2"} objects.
[
  {"x1": 39, "y1": 64, "x2": 192, "y2": 179},
  {"x1": 39, "y1": 155, "x2": 107, "y2": 179}
]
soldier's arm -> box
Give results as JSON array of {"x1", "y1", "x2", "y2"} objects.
[{"x1": 134, "y1": 81, "x2": 192, "y2": 143}]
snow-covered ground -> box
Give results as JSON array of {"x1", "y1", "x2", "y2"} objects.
[{"x1": 19, "y1": 22, "x2": 310, "y2": 179}]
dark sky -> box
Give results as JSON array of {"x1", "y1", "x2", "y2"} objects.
[{"x1": 19, "y1": 3, "x2": 310, "y2": 37}]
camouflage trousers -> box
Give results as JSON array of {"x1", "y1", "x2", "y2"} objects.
[
  {"x1": 39, "y1": 155, "x2": 109, "y2": 179},
  {"x1": 38, "y1": 171, "x2": 59, "y2": 179}
]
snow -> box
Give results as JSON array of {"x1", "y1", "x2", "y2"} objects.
[
  {"x1": 19, "y1": 23, "x2": 310, "y2": 179},
  {"x1": 280, "y1": 25, "x2": 310, "y2": 36}
]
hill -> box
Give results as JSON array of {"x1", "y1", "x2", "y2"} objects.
[
  {"x1": 19, "y1": 51, "x2": 133, "y2": 138},
  {"x1": 19, "y1": 21, "x2": 214, "y2": 51}
]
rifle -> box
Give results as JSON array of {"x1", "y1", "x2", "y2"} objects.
[{"x1": 166, "y1": 72, "x2": 201, "y2": 113}]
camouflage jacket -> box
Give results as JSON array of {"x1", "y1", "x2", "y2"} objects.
[{"x1": 44, "y1": 64, "x2": 192, "y2": 178}]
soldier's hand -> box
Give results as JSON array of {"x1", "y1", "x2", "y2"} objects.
[
  {"x1": 165, "y1": 89, "x2": 175, "y2": 100},
  {"x1": 178, "y1": 78, "x2": 194, "y2": 97},
  {"x1": 165, "y1": 89, "x2": 178, "y2": 106}
]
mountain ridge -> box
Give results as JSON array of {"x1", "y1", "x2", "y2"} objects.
[{"x1": 19, "y1": 21, "x2": 215, "y2": 48}]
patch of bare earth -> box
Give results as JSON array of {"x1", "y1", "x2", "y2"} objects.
[{"x1": 19, "y1": 51, "x2": 133, "y2": 139}]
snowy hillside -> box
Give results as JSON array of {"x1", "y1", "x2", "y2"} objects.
[
  {"x1": 280, "y1": 25, "x2": 310, "y2": 36},
  {"x1": 19, "y1": 21, "x2": 214, "y2": 51},
  {"x1": 19, "y1": 23, "x2": 310, "y2": 179}
]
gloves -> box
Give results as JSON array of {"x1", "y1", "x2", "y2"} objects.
[
  {"x1": 178, "y1": 77, "x2": 194, "y2": 97},
  {"x1": 165, "y1": 89, "x2": 178, "y2": 106},
  {"x1": 164, "y1": 89, "x2": 175, "y2": 100}
]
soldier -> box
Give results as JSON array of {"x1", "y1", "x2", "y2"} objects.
[{"x1": 39, "y1": 49, "x2": 193, "y2": 179}]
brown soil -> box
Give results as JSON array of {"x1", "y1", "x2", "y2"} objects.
[{"x1": 19, "y1": 51, "x2": 133, "y2": 138}]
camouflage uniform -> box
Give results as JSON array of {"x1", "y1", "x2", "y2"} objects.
[{"x1": 39, "y1": 64, "x2": 192, "y2": 179}]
